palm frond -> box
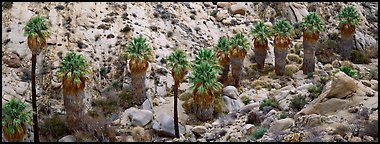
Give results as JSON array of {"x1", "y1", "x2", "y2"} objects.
[
  {"x1": 250, "y1": 21, "x2": 273, "y2": 45},
  {"x1": 56, "y1": 51, "x2": 89, "y2": 86},
  {"x1": 273, "y1": 19, "x2": 294, "y2": 38},
  {"x1": 124, "y1": 35, "x2": 154, "y2": 63},
  {"x1": 189, "y1": 61, "x2": 223, "y2": 96},
  {"x1": 337, "y1": 5, "x2": 361, "y2": 28},
  {"x1": 229, "y1": 32, "x2": 250, "y2": 52},
  {"x1": 193, "y1": 48, "x2": 221, "y2": 72},
  {"x1": 300, "y1": 12, "x2": 324, "y2": 34},
  {"x1": 167, "y1": 49, "x2": 190, "y2": 78},
  {"x1": 214, "y1": 36, "x2": 231, "y2": 54},
  {"x1": 2, "y1": 98, "x2": 33, "y2": 134},
  {"x1": 24, "y1": 15, "x2": 50, "y2": 39}
]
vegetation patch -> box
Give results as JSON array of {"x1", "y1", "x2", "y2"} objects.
[
  {"x1": 241, "y1": 95, "x2": 251, "y2": 105},
  {"x1": 279, "y1": 111, "x2": 289, "y2": 119},
  {"x1": 308, "y1": 84, "x2": 323, "y2": 99},
  {"x1": 339, "y1": 66, "x2": 358, "y2": 78},
  {"x1": 40, "y1": 115, "x2": 69, "y2": 141},
  {"x1": 252, "y1": 127, "x2": 267, "y2": 141},
  {"x1": 351, "y1": 50, "x2": 371, "y2": 64},
  {"x1": 214, "y1": 95, "x2": 227, "y2": 117},
  {"x1": 290, "y1": 95, "x2": 307, "y2": 111},
  {"x1": 259, "y1": 98, "x2": 278, "y2": 111}
]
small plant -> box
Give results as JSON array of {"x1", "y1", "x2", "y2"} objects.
[
  {"x1": 241, "y1": 95, "x2": 251, "y2": 105},
  {"x1": 100, "y1": 67, "x2": 108, "y2": 77},
  {"x1": 279, "y1": 111, "x2": 289, "y2": 119},
  {"x1": 290, "y1": 95, "x2": 307, "y2": 111},
  {"x1": 307, "y1": 72, "x2": 314, "y2": 79},
  {"x1": 120, "y1": 25, "x2": 132, "y2": 34},
  {"x1": 339, "y1": 66, "x2": 358, "y2": 78},
  {"x1": 252, "y1": 127, "x2": 267, "y2": 141},
  {"x1": 319, "y1": 76, "x2": 329, "y2": 85},
  {"x1": 2, "y1": 98, "x2": 33, "y2": 142},
  {"x1": 259, "y1": 98, "x2": 278, "y2": 111},
  {"x1": 308, "y1": 84, "x2": 323, "y2": 99},
  {"x1": 40, "y1": 115, "x2": 69, "y2": 141}
]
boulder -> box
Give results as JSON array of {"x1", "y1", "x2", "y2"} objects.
[
  {"x1": 222, "y1": 86, "x2": 238, "y2": 99},
  {"x1": 326, "y1": 72, "x2": 358, "y2": 99},
  {"x1": 59, "y1": 135, "x2": 76, "y2": 142},
  {"x1": 230, "y1": 3, "x2": 246, "y2": 15},
  {"x1": 217, "y1": 2, "x2": 232, "y2": 8},
  {"x1": 268, "y1": 118, "x2": 294, "y2": 133},
  {"x1": 222, "y1": 95, "x2": 244, "y2": 113},
  {"x1": 153, "y1": 112, "x2": 185, "y2": 138},
  {"x1": 3, "y1": 52, "x2": 21, "y2": 68},
  {"x1": 354, "y1": 31, "x2": 378, "y2": 58},
  {"x1": 191, "y1": 126, "x2": 207, "y2": 136},
  {"x1": 130, "y1": 110, "x2": 153, "y2": 127},
  {"x1": 216, "y1": 10, "x2": 229, "y2": 21},
  {"x1": 142, "y1": 98, "x2": 153, "y2": 112}
]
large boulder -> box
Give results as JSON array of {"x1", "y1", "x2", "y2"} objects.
[
  {"x1": 326, "y1": 72, "x2": 358, "y2": 99},
  {"x1": 278, "y1": 3, "x2": 309, "y2": 25},
  {"x1": 222, "y1": 86, "x2": 239, "y2": 99},
  {"x1": 268, "y1": 118, "x2": 294, "y2": 134},
  {"x1": 152, "y1": 112, "x2": 185, "y2": 138},
  {"x1": 222, "y1": 95, "x2": 244, "y2": 113},
  {"x1": 216, "y1": 10, "x2": 229, "y2": 21},
  {"x1": 354, "y1": 31, "x2": 378, "y2": 58},
  {"x1": 130, "y1": 110, "x2": 153, "y2": 127},
  {"x1": 230, "y1": 3, "x2": 246, "y2": 15}
]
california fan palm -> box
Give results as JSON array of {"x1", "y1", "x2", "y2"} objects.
[
  {"x1": 300, "y1": 12, "x2": 324, "y2": 75},
  {"x1": 337, "y1": 5, "x2": 361, "y2": 60},
  {"x1": 229, "y1": 32, "x2": 250, "y2": 87},
  {"x1": 213, "y1": 36, "x2": 231, "y2": 85},
  {"x1": 250, "y1": 21, "x2": 273, "y2": 70},
  {"x1": 189, "y1": 48, "x2": 222, "y2": 121},
  {"x1": 167, "y1": 49, "x2": 190, "y2": 138},
  {"x1": 56, "y1": 51, "x2": 89, "y2": 132},
  {"x1": 123, "y1": 35, "x2": 154, "y2": 105},
  {"x1": 23, "y1": 15, "x2": 50, "y2": 142},
  {"x1": 273, "y1": 19, "x2": 294, "y2": 76}
]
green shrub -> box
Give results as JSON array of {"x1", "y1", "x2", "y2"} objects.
[
  {"x1": 339, "y1": 66, "x2": 358, "y2": 78},
  {"x1": 91, "y1": 98, "x2": 118, "y2": 115},
  {"x1": 214, "y1": 95, "x2": 226, "y2": 117},
  {"x1": 259, "y1": 98, "x2": 278, "y2": 111},
  {"x1": 119, "y1": 91, "x2": 132, "y2": 109},
  {"x1": 241, "y1": 95, "x2": 251, "y2": 105},
  {"x1": 279, "y1": 111, "x2": 289, "y2": 119},
  {"x1": 308, "y1": 84, "x2": 323, "y2": 99},
  {"x1": 252, "y1": 127, "x2": 267, "y2": 141},
  {"x1": 351, "y1": 50, "x2": 371, "y2": 64},
  {"x1": 40, "y1": 115, "x2": 69, "y2": 141},
  {"x1": 100, "y1": 67, "x2": 107, "y2": 76},
  {"x1": 319, "y1": 76, "x2": 329, "y2": 85},
  {"x1": 290, "y1": 95, "x2": 307, "y2": 111}
]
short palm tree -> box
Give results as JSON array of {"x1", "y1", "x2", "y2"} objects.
[
  {"x1": 229, "y1": 32, "x2": 250, "y2": 87},
  {"x1": 337, "y1": 5, "x2": 361, "y2": 60},
  {"x1": 2, "y1": 98, "x2": 33, "y2": 142},
  {"x1": 189, "y1": 52, "x2": 222, "y2": 121},
  {"x1": 250, "y1": 21, "x2": 273, "y2": 70},
  {"x1": 167, "y1": 49, "x2": 190, "y2": 138},
  {"x1": 213, "y1": 36, "x2": 231, "y2": 85},
  {"x1": 273, "y1": 19, "x2": 294, "y2": 76},
  {"x1": 23, "y1": 15, "x2": 50, "y2": 142},
  {"x1": 56, "y1": 51, "x2": 89, "y2": 132},
  {"x1": 300, "y1": 12, "x2": 324, "y2": 75},
  {"x1": 123, "y1": 35, "x2": 154, "y2": 105}
]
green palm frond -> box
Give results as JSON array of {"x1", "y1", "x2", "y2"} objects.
[
  {"x1": 273, "y1": 19, "x2": 294, "y2": 38},
  {"x1": 250, "y1": 21, "x2": 273, "y2": 45},
  {"x1": 300, "y1": 12, "x2": 324, "y2": 34},
  {"x1": 56, "y1": 51, "x2": 89, "y2": 85},
  {"x1": 167, "y1": 49, "x2": 190, "y2": 77},
  {"x1": 189, "y1": 61, "x2": 223, "y2": 96},
  {"x1": 124, "y1": 35, "x2": 154, "y2": 62},
  {"x1": 229, "y1": 32, "x2": 250, "y2": 51},
  {"x1": 214, "y1": 36, "x2": 231, "y2": 54},
  {"x1": 337, "y1": 5, "x2": 361, "y2": 27},
  {"x1": 193, "y1": 48, "x2": 221, "y2": 71},
  {"x1": 2, "y1": 98, "x2": 33, "y2": 134},
  {"x1": 24, "y1": 15, "x2": 50, "y2": 39}
]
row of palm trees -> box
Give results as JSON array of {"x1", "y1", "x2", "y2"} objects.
[{"x1": 2, "y1": 5, "x2": 361, "y2": 141}]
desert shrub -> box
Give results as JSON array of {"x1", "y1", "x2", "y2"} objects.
[
  {"x1": 319, "y1": 76, "x2": 329, "y2": 85},
  {"x1": 119, "y1": 91, "x2": 132, "y2": 109},
  {"x1": 279, "y1": 111, "x2": 289, "y2": 119},
  {"x1": 259, "y1": 98, "x2": 278, "y2": 111},
  {"x1": 351, "y1": 50, "x2": 371, "y2": 64},
  {"x1": 290, "y1": 95, "x2": 307, "y2": 111},
  {"x1": 213, "y1": 95, "x2": 226, "y2": 117},
  {"x1": 2, "y1": 2, "x2": 13, "y2": 10},
  {"x1": 78, "y1": 109, "x2": 117, "y2": 142},
  {"x1": 339, "y1": 66, "x2": 358, "y2": 78},
  {"x1": 40, "y1": 115, "x2": 69, "y2": 141},
  {"x1": 308, "y1": 84, "x2": 323, "y2": 99},
  {"x1": 91, "y1": 97, "x2": 118, "y2": 116},
  {"x1": 241, "y1": 95, "x2": 251, "y2": 105},
  {"x1": 179, "y1": 90, "x2": 192, "y2": 101},
  {"x1": 252, "y1": 127, "x2": 267, "y2": 141}
]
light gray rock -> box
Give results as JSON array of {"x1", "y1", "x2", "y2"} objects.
[
  {"x1": 355, "y1": 31, "x2": 378, "y2": 58},
  {"x1": 15, "y1": 82, "x2": 28, "y2": 95},
  {"x1": 130, "y1": 109, "x2": 153, "y2": 127},
  {"x1": 142, "y1": 98, "x2": 153, "y2": 112},
  {"x1": 156, "y1": 86, "x2": 167, "y2": 97},
  {"x1": 239, "y1": 102, "x2": 260, "y2": 114},
  {"x1": 268, "y1": 118, "x2": 294, "y2": 133},
  {"x1": 222, "y1": 95, "x2": 244, "y2": 113},
  {"x1": 59, "y1": 135, "x2": 76, "y2": 142},
  {"x1": 252, "y1": 89, "x2": 269, "y2": 103},
  {"x1": 216, "y1": 10, "x2": 229, "y2": 22},
  {"x1": 153, "y1": 112, "x2": 185, "y2": 138},
  {"x1": 217, "y1": 2, "x2": 232, "y2": 8},
  {"x1": 222, "y1": 86, "x2": 239, "y2": 99},
  {"x1": 191, "y1": 126, "x2": 207, "y2": 136}
]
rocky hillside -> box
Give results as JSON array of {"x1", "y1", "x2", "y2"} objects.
[{"x1": 2, "y1": 2, "x2": 378, "y2": 142}]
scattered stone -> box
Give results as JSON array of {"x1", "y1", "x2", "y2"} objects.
[
  {"x1": 230, "y1": 3, "x2": 246, "y2": 15},
  {"x1": 191, "y1": 126, "x2": 207, "y2": 136},
  {"x1": 216, "y1": 10, "x2": 229, "y2": 21},
  {"x1": 3, "y1": 52, "x2": 21, "y2": 68},
  {"x1": 130, "y1": 110, "x2": 153, "y2": 127},
  {"x1": 268, "y1": 118, "x2": 294, "y2": 133}
]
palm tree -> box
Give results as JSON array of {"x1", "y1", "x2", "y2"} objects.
[
  {"x1": 123, "y1": 35, "x2": 154, "y2": 105},
  {"x1": 272, "y1": 19, "x2": 294, "y2": 76},
  {"x1": 213, "y1": 36, "x2": 231, "y2": 85},
  {"x1": 56, "y1": 51, "x2": 89, "y2": 132},
  {"x1": 167, "y1": 49, "x2": 190, "y2": 138},
  {"x1": 300, "y1": 12, "x2": 324, "y2": 75},
  {"x1": 23, "y1": 15, "x2": 50, "y2": 142},
  {"x1": 337, "y1": 5, "x2": 361, "y2": 60},
  {"x1": 2, "y1": 98, "x2": 33, "y2": 142},
  {"x1": 189, "y1": 49, "x2": 222, "y2": 121},
  {"x1": 250, "y1": 21, "x2": 273, "y2": 70},
  {"x1": 229, "y1": 32, "x2": 250, "y2": 87}
]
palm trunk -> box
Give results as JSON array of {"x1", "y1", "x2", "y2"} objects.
[
  {"x1": 231, "y1": 57, "x2": 244, "y2": 87},
  {"x1": 63, "y1": 90, "x2": 85, "y2": 132},
  {"x1": 274, "y1": 47, "x2": 288, "y2": 76},
  {"x1": 340, "y1": 34, "x2": 354, "y2": 60},
  {"x1": 219, "y1": 64, "x2": 230, "y2": 85},
  {"x1": 173, "y1": 82, "x2": 179, "y2": 138},
  {"x1": 302, "y1": 40, "x2": 317, "y2": 74},
  {"x1": 31, "y1": 54, "x2": 39, "y2": 142},
  {"x1": 131, "y1": 72, "x2": 147, "y2": 105},
  {"x1": 192, "y1": 101, "x2": 214, "y2": 121},
  {"x1": 254, "y1": 47, "x2": 267, "y2": 70}
]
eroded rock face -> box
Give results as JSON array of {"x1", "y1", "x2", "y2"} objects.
[{"x1": 326, "y1": 72, "x2": 358, "y2": 99}]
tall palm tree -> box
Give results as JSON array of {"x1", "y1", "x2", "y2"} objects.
[
  {"x1": 23, "y1": 15, "x2": 50, "y2": 142},
  {"x1": 167, "y1": 49, "x2": 190, "y2": 138},
  {"x1": 213, "y1": 36, "x2": 231, "y2": 85},
  {"x1": 229, "y1": 32, "x2": 250, "y2": 87},
  {"x1": 56, "y1": 51, "x2": 89, "y2": 132},
  {"x1": 337, "y1": 5, "x2": 361, "y2": 60},
  {"x1": 273, "y1": 19, "x2": 294, "y2": 76},
  {"x1": 300, "y1": 12, "x2": 324, "y2": 75},
  {"x1": 250, "y1": 21, "x2": 273, "y2": 70},
  {"x1": 189, "y1": 48, "x2": 222, "y2": 121},
  {"x1": 123, "y1": 35, "x2": 154, "y2": 105}
]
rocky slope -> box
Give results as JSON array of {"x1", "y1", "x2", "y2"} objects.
[{"x1": 2, "y1": 2, "x2": 378, "y2": 142}]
